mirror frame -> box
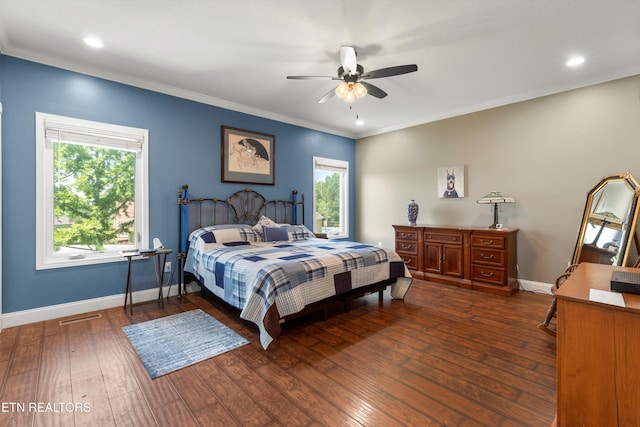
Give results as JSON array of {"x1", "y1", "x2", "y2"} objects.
[{"x1": 572, "y1": 173, "x2": 640, "y2": 266}]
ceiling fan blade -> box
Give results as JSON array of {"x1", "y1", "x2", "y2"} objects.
[
  {"x1": 318, "y1": 87, "x2": 337, "y2": 103},
  {"x1": 340, "y1": 46, "x2": 357, "y2": 74},
  {"x1": 361, "y1": 81, "x2": 387, "y2": 99},
  {"x1": 362, "y1": 64, "x2": 418, "y2": 79},
  {"x1": 287, "y1": 75, "x2": 337, "y2": 80}
]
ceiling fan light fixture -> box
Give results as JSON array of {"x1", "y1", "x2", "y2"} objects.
[
  {"x1": 335, "y1": 82, "x2": 366, "y2": 103},
  {"x1": 289, "y1": 45, "x2": 417, "y2": 103},
  {"x1": 344, "y1": 89, "x2": 356, "y2": 103},
  {"x1": 335, "y1": 82, "x2": 349, "y2": 98},
  {"x1": 353, "y1": 82, "x2": 367, "y2": 98}
]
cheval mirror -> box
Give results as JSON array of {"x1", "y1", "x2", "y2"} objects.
[{"x1": 538, "y1": 173, "x2": 640, "y2": 336}]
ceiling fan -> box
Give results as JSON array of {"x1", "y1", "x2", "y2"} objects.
[{"x1": 287, "y1": 46, "x2": 418, "y2": 103}]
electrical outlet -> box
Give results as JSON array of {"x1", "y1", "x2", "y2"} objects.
[{"x1": 164, "y1": 262, "x2": 171, "y2": 273}]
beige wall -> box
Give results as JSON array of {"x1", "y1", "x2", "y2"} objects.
[{"x1": 356, "y1": 74, "x2": 640, "y2": 285}]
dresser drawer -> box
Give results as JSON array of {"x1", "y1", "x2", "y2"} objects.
[
  {"x1": 399, "y1": 255, "x2": 418, "y2": 270},
  {"x1": 471, "y1": 234, "x2": 505, "y2": 249},
  {"x1": 471, "y1": 247, "x2": 505, "y2": 267},
  {"x1": 471, "y1": 265, "x2": 506, "y2": 286},
  {"x1": 395, "y1": 229, "x2": 419, "y2": 241},
  {"x1": 396, "y1": 240, "x2": 418, "y2": 255},
  {"x1": 424, "y1": 232, "x2": 463, "y2": 244}
]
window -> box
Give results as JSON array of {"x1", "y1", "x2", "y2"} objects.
[
  {"x1": 313, "y1": 156, "x2": 349, "y2": 239},
  {"x1": 36, "y1": 112, "x2": 149, "y2": 269}
]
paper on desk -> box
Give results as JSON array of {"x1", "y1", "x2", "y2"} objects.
[{"x1": 589, "y1": 288, "x2": 626, "y2": 308}]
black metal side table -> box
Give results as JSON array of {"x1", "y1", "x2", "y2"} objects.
[{"x1": 121, "y1": 248, "x2": 172, "y2": 314}]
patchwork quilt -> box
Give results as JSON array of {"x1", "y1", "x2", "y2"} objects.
[{"x1": 184, "y1": 238, "x2": 411, "y2": 348}]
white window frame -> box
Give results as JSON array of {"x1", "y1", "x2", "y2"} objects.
[
  {"x1": 35, "y1": 112, "x2": 149, "y2": 270},
  {"x1": 313, "y1": 156, "x2": 349, "y2": 239}
]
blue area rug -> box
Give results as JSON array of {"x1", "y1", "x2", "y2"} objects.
[{"x1": 122, "y1": 309, "x2": 249, "y2": 379}]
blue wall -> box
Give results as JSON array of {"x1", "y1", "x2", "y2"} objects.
[{"x1": 0, "y1": 55, "x2": 355, "y2": 314}]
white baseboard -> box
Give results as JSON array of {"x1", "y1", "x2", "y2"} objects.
[
  {"x1": 1, "y1": 282, "x2": 201, "y2": 329},
  {"x1": 2, "y1": 278, "x2": 552, "y2": 330},
  {"x1": 519, "y1": 279, "x2": 553, "y2": 295}
]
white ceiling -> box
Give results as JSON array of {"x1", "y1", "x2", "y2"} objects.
[{"x1": 1, "y1": 0, "x2": 640, "y2": 139}]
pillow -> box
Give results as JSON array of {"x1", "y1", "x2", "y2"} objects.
[
  {"x1": 212, "y1": 227, "x2": 261, "y2": 244},
  {"x1": 237, "y1": 227, "x2": 261, "y2": 242},
  {"x1": 263, "y1": 224, "x2": 315, "y2": 242},
  {"x1": 212, "y1": 228, "x2": 242, "y2": 243},
  {"x1": 211, "y1": 224, "x2": 252, "y2": 230},
  {"x1": 285, "y1": 224, "x2": 315, "y2": 241},
  {"x1": 189, "y1": 226, "x2": 216, "y2": 244},
  {"x1": 189, "y1": 224, "x2": 252, "y2": 243},
  {"x1": 263, "y1": 226, "x2": 290, "y2": 242},
  {"x1": 252, "y1": 215, "x2": 279, "y2": 237},
  {"x1": 200, "y1": 231, "x2": 216, "y2": 243}
]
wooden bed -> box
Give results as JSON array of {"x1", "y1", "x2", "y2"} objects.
[{"x1": 177, "y1": 185, "x2": 412, "y2": 348}]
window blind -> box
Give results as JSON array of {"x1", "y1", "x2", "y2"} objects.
[
  {"x1": 314, "y1": 158, "x2": 347, "y2": 173},
  {"x1": 44, "y1": 120, "x2": 144, "y2": 152}
]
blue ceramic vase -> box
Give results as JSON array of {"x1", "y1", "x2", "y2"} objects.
[{"x1": 407, "y1": 200, "x2": 419, "y2": 226}]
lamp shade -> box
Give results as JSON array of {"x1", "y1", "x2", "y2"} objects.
[
  {"x1": 353, "y1": 82, "x2": 367, "y2": 98},
  {"x1": 344, "y1": 89, "x2": 356, "y2": 103},
  {"x1": 335, "y1": 82, "x2": 349, "y2": 98},
  {"x1": 477, "y1": 191, "x2": 515, "y2": 204}
]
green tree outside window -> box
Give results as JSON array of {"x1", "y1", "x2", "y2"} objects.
[{"x1": 53, "y1": 142, "x2": 135, "y2": 251}]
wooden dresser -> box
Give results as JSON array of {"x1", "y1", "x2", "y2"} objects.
[
  {"x1": 393, "y1": 225, "x2": 519, "y2": 296},
  {"x1": 555, "y1": 263, "x2": 640, "y2": 426}
]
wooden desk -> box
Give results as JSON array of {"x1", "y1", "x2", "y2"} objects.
[{"x1": 555, "y1": 262, "x2": 640, "y2": 426}]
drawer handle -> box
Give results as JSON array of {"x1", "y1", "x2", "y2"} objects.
[
  {"x1": 401, "y1": 233, "x2": 410, "y2": 238},
  {"x1": 452, "y1": 237, "x2": 458, "y2": 241},
  {"x1": 480, "y1": 253, "x2": 494, "y2": 260},
  {"x1": 480, "y1": 239, "x2": 494, "y2": 245},
  {"x1": 479, "y1": 270, "x2": 494, "y2": 277},
  {"x1": 401, "y1": 244, "x2": 411, "y2": 249},
  {"x1": 426, "y1": 235, "x2": 432, "y2": 239}
]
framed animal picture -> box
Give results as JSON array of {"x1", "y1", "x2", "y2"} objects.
[
  {"x1": 438, "y1": 166, "x2": 465, "y2": 198},
  {"x1": 221, "y1": 126, "x2": 275, "y2": 185}
]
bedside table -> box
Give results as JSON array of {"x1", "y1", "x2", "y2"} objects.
[{"x1": 121, "y1": 248, "x2": 172, "y2": 314}]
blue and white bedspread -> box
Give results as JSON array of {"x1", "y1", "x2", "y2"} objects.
[{"x1": 184, "y1": 239, "x2": 412, "y2": 349}]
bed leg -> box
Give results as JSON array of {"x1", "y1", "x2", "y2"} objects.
[{"x1": 378, "y1": 290, "x2": 384, "y2": 303}]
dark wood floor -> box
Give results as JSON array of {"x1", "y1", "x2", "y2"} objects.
[{"x1": 0, "y1": 279, "x2": 557, "y2": 426}]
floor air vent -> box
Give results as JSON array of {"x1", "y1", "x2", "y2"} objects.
[{"x1": 59, "y1": 313, "x2": 102, "y2": 326}]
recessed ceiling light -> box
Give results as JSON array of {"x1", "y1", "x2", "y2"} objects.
[
  {"x1": 83, "y1": 36, "x2": 104, "y2": 49},
  {"x1": 566, "y1": 56, "x2": 585, "y2": 67},
  {"x1": 356, "y1": 117, "x2": 364, "y2": 126}
]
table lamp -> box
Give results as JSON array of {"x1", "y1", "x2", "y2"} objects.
[{"x1": 477, "y1": 191, "x2": 515, "y2": 228}]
